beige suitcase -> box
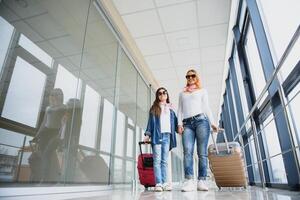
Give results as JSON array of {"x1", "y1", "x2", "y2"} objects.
[{"x1": 208, "y1": 129, "x2": 247, "y2": 189}]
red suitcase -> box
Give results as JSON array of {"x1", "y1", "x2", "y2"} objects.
[{"x1": 137, "y1": 141, "x2": 155, "y2": 189}]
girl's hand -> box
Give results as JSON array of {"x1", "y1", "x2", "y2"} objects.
[
  {"x1": 144, "y1": 135, "x2": 150, "y2": 142},
  {"x1": 211, "y1": 124, "x2": 218, "y2": 132},
  {"x1": 178, "y1": 125, "x2": 184, "y2": 135}
]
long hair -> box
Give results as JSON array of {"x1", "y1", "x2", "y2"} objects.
[
  {"x1": 186, "y1": 69, "x2": 202, "y2": 89},
  {"x1": 150, "y1": 87, "x2": 170, "y2": 117}
]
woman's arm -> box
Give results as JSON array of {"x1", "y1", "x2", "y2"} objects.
[
  {"x1": 203, "y1": 89, "x2": 218, "y2": 131},
  {"x1": 177, "y1": 93, "x2": 184, "y2": 134}
]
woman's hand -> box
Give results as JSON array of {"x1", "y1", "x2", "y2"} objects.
[
  {"x1": 178, "y1": 125, "x2": 184, "y2": 135},
  {"x1": 144, "y1": 135, "x2": 150, "y2": 142},
  {"x1": 211, "y1": 124, "x2": 218, "y2": 132}
]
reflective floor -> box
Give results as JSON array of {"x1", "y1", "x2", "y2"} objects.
[{"x1": 2, "y1": 186, "x2": 299, "y2": 200}]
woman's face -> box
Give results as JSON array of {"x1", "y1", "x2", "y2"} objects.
[
  {"x1": 186, "y1": 71, "x2": 197, "y2": 85},
  {"x1": 158, "y1": 89, "x2": 168, "y2": 102}
]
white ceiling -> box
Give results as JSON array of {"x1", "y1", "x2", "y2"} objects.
[{"x1": 112, "y1": 0, "x2": 232, "y2": 121}]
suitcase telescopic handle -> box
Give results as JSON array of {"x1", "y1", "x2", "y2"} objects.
[
  {"x1": 138, "y1": 141, "x2": 151, "y2": 169},
  {"x1": 211, "y1": 128, "x2": 230, "y2": 154}
]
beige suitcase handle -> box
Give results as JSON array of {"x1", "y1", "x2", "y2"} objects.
[{"x1": 211, "y1": 128, "x2": 230, "y2": 154}]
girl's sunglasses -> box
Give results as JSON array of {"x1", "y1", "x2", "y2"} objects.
[
  {"x1": 158, "y1": 91, "x2": 168, "y2": 96},
  {"x1": 186, "y1": 74, "x2": 196, "y2": 79}
]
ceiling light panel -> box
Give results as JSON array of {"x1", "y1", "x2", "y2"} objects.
[
  {"x1": 158, "y1": 1, "x2": 197, "y2": 32},
  {"x1": 122, "y1": 10, "x2": 163, "y2": 37}
]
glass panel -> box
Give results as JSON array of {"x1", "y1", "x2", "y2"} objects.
[
  {"x1": 126, "y1": 128, "x2": 134, "y2": 158},
  {"x1": 229, "y1": 77, "x2": 240, "y2": 130},
  {"x1": 268, "y1": 155, "x2": 288, "y2": 183},
  {"x1": 100, "y1": 99, "x2": 114, "y2": 153},
  {"x1": 233, "y1": 47, "x2": 250, "y2": 122},
  {"x1": 2, "y1": 57, "x2": 46, "y2": 127},
  {"x1": 249, "y1": 137, "x2": 258, "y2": 164},
  {"x1": 261, "y1": 114, "x2": 288, "y2": 183},
  {"x1": 79, "y1": 85, "x2": 101, "y2": 148},
  {"x1": 54, "y1": 65, "x2": 82, "y2": 103},
  {"x1": 287, "y1": 83, "x2": 300, "y2": 149},
  {"x1": 244, "y1": 24, "x2": 266, "y2": 99},
  {"x1": 113, "y1": 158, "x2": 123, "y2": 182},
  {"x1": 0, "y1": 0, "x2": 120, "y2": 185},
  {"x1": 117, "y1": 49, "x2": 137, "y2": 122},
  {"x1": 0, "y1": 16, "x2": 14, "y2": 75},
  {"x1": 135, "y1": 126, "x2": 141, "y2": 160},
  {"x1": 125, "y1": 161, "x2": 133, "y2": 182},
  {"x1": 137, "y1": 76, "x2": 149, "y2": 129},
  {"x1": 262, "y1": 114, "x2": 281, "y2": 157},
  {"x1": 253, "y1": 164, "x2": 261, "y2": 183},
  {"x1": 279, "y1": 37, "x2": 300, "y2": 81},
  {"x1": 115, "y1": 110, "x2": 125, "y2": 157},
  {"x1": 257, "y1": 0, "x2": 300, "y2": 63}
]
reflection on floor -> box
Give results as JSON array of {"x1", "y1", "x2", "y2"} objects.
[
  {"x1": 1, "y1": 185, "x2": 300, "y2": 200},
  {"x1": 70, "y1": 186, "x2": 300, "y2": 200}
]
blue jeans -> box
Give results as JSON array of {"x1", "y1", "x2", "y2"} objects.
[
  {"x1": 152, "y1": 133, "x2": 170, "y2": 184},
  {"x1": 182, "y1": 114, "x2": 210, "y2": 180}
]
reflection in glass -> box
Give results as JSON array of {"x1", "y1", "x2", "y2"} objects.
[
  {"x1": 126, "y1": 128, "x2": 134, "y2": 158},
  {"x1": 2, "y1": 57, "x2": 46, "y2": 127},
  {"x1": 125, "y1": 161, "x2": 133, "y2": 182},
  {"x1": 54, "y1": 65, "x2": 82, "y2": 103},
  {"x1": 113, "y1": 158, "x2": 123, "y2": 182},
  {"x1": 115, "y1": 111, "x2": 125, "y2": 157},
  {"x1": 79, "y1": 85, "x2": 101, "y2": 148},
  {"x1": 19, "y1": 34, "x2": 53, "y2": 68},
  {"x1": 100, "y1": 99, "x2": 114, "y2": 153}
]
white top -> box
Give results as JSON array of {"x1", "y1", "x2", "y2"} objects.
[
  {"x1": 177, "y1": 89, "x2": 215, "y2": 126},
  {"x1": 160, "y1": 104, "x2": 171, "y2": 133}
]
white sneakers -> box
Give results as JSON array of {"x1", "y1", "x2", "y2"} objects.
[
  {"x1": 154, "y1": 184, "x2": 163, "y2": 192},
  {"x1": 197, "y1": 180, "x2": 209, "y2": 191},
  {"x1": 162, "y1": 183, "x2": 172, "y2": 191},
  {"x1": 181, "y1": 179, "x2": 196, "y2": 192},
  {"x1": 155, "y1": 183, "x2": 172, "y2": 192},
  {"x1": 181, "y1": 179, "x2": 209, "y2": 192}
]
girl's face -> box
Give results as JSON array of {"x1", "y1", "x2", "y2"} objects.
[
  {"x1": 186, "y1": 71, "x2": 197, "y2": 85},
  {"x1": 158, "y1": 89, "x2": 168, "y2": 103}
]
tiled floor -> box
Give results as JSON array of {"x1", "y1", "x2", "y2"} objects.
[
  {"x1": 1, "y1": 184, "x2": 299, "y2": 200},
  {"x1": 70, "y1": 186, "x2": 300, "y2": 200}
]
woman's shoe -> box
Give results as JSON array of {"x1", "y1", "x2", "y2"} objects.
[
  {"x1": 154, "y1": 184, "x2": 163, "y2": 192},
  {"x1": 162, "y1": 183, "x2": 172, "y2": 191},
  {"x1": 181, "y1": 179, "x2": 196, "y2": 192},
  {"x1": 197, "y1": 180, "x2": 208, "y2": 191}
]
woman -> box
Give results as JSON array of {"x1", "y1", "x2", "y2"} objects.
[
  {"x1": 144, "y1": 87, "x2": 178, "y2": 192},
  {"x1": 178, "y1": 69, "x2": 218, "y2": 192}
]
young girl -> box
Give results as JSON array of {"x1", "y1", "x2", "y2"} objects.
[{"x1": 144, "y1": 87, "x2": 178, "y2": 192}]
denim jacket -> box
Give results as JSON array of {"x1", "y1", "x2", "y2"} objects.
[{"x1": 145, "y1": 109, "x2": 178, "y2": 150}]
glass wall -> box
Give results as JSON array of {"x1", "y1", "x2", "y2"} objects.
[
  {"x1": 0, "y1": 0, "x2": 154, "y2": 185},
  {"x1": 221, "y1": 0, "x2": 300, "y2": 189}
]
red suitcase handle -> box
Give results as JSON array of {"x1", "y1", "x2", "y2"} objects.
[{"x1": 138, "y1": 141, "x2": 151, "y2": 169}]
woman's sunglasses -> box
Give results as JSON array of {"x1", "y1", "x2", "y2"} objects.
[
  {"x1": 185, "y1": 74, "x2": 196, "y2": 79},
  {"x1": 158, "y1": 91, "x2": 168, "y2": 96}
]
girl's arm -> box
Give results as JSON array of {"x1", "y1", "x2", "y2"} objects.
[{"x1": 145, "y1": 112, "x2": 153, "y2": 137}]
